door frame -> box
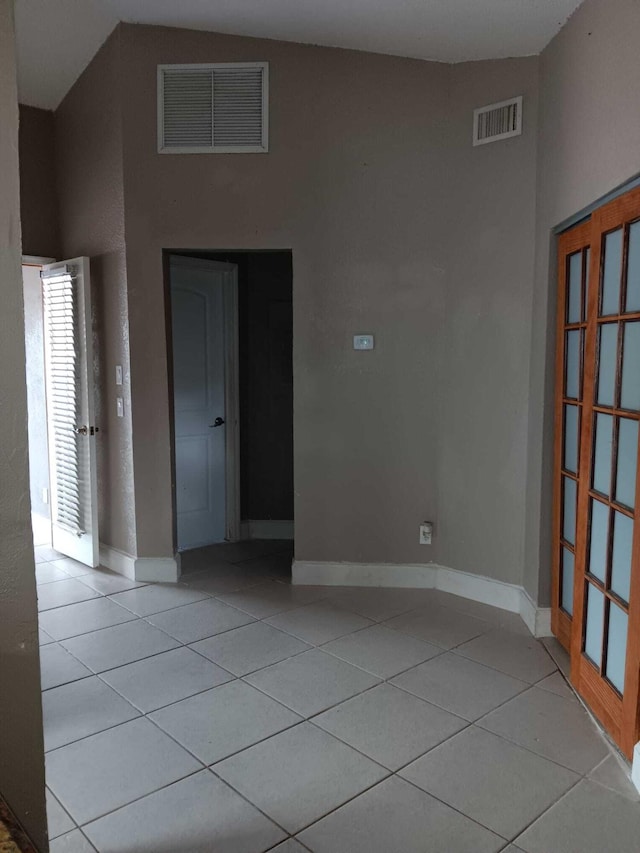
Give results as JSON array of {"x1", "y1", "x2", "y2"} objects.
[
  {"x1": 165, "y1": 253, "x2": 241, "y2": 548},
  {"x1": 22, "y1": 255, "x2": 56, "y2": 548}
]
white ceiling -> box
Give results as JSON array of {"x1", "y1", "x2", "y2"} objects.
[{"x1": 15, "y1": 0, "x2": 583, "y2": 110}]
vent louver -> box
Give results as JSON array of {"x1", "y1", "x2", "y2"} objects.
[
  {"x1": 473, "y1": 96, "x2": 522, "y2": 146},
  {"x1": 158, "y1": 63, "x2": 268, "y2": 154}
]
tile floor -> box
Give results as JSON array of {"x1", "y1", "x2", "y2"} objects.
[{"x1": 34, "y1": 540, "x2": 640, "y2": 853}]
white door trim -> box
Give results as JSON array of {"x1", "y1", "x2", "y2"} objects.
[{"x1": 169, "y1": 254, "x2": 241, "y2": 545}]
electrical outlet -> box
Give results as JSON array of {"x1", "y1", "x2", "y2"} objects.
[{"x1": 419, "y1": 522, "x2": 433, "y2": 545}]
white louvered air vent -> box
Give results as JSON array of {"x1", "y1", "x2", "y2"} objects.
[
  {"x1": 158, "y1": 63, "x2": 268, "y2": 154},
  {"x1": 473, "y1": 96, "x2": 522, "y2": 146}
]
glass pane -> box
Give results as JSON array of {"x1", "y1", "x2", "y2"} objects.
[
  {"x1": 589, "y1": 499, "x2": 609, "y2": 583},
  {"x1": 611, "y1": 511, "x2": 634, "y2": 603},
  {"x1": 565, "y1": 330, "x2": 581, "y2": 400},
  {"x1": 584, "y1": 583, "x2": 605, "y2": 667},
  {"x1": 563, "y1": 404, "x2": 579, "y2": 474},
  {"x1": 561, "y1": 547, "x2": 574, "y2": 615},
  {"x1": 621, "y1": 322, "x2": 640, "y2": 410},
  {"x1": 626, "y1": 221, "x2": 640, "y2": 312},
  {"x1": 567, "y1": 252, "x2": 582, "y2": 324},
  {"x1": 606, "y1": 603, "x2": 628, "y2": 694},
  {"x1": 592, "y1": 413, "x2": 613, "y2": 496},
  {"x1": 601, "y1": 228, "x2": 623, "y2": 316},
  {"x1": 597, "y1": 323, "x2": 618, "y2": 407},
  {"x1": 616, "y1": 418, "x2": 639, "y2": 509},
  {"x1": 563, "y1": 477, "x2": 577, "y2": 545}
]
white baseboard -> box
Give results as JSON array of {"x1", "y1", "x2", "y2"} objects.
[
  {"x1": 632, "y1": 743, "x2": 640, "y2": 794},
  {"x1": 99, "y1": 543, "x2": 181, "y2": 583},
  {"x1": 292, "y1": 560, "x2": 553, "y2": 638},
  {"x1": 519, "y1": 589, "x2": 552, "y2": 637},
  {"x1": 240, "y1": 520, "x2": 294, "y2": 540}
]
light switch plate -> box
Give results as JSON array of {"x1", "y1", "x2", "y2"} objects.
[
  {"x1": 115, "y1": 364, "x2": 123, "y2": 386},
  {"x1": 353, "y1": 334, "x2": 374, "y2": 350},
  {"x1": 116, "y1": 397, "x2": 124, "y2": 418}
]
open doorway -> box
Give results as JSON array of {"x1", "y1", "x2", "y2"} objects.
[
  {"x1": 166, "y1": 250, "x2": 294, "y2": 569},
  {"x1": 23, "y1": 256, "x2": 54, "y2": 548},
  {"x1": 22, "y1": 255, "x2": 100, "y2": 566}
]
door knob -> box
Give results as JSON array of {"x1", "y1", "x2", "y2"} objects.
[{"x1": 209, "y1": 417, "x2": 225, "y2": 428}]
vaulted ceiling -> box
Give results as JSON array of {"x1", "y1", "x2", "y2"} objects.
[{"x1": 15, "y1": 0, "x2": 583, "y2": 109}]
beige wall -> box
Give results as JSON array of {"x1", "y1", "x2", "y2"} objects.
[
  {"x1": 18, "y1": 104, "x2": 60, "y2": 258},
  {"x1": 524, "y1": 0, "x2": 640, "y2": 604},
  {"x1": 56, "y1": 29, "x2": 137, "y2": 557},
  {"x1": 119, "y1": 24, "x2": 451, "y2": 563},
  {"x1": 51, "y1": 3, "x2": 640, "y2": 603},
  {"x1": 0, "y1": 1, "x2": 47, "y2": 848},
  {"x1": 438, "y1": 57, "x2": 539, "y2": 586}
]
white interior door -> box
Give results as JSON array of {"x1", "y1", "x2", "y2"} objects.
[
  {"x1": 171, "y1": 257, "x2": 238, "y2": 550},
  {"x1": 42, "y1": 257, "x2": 99, "y2": 567}
]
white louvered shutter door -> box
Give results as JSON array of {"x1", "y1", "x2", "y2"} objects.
[{"x1": 41, "y1": 257, "x2": 99, "y2": 567}]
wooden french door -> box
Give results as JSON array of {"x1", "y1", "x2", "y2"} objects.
[{"x1": 553, "y1": 186, "x2": 640, "y2": 758}]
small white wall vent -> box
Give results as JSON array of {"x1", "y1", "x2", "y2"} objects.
[
  {"x1": 158, "y1": 63, "x2": 268, "y2": 154},
  {"x1": 473, "y1": 96, "x2": 522, "y2": 146}
]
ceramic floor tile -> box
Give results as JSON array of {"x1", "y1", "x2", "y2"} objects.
[
  {"x1": 100, "y1": 647, "x2": 232, "y2": 712},
  {"x1": 454, "y1": 629, "x2": 557, "y2": 683},
  {"x1": 150, "y1": 680, "x2": 302, "y2": 764},
  {"x1": 239, "y1": 552, "x2": 293, "y2": 580},
  {"x1": 35, "y1": 545, "x2": 64, "y2": 564},
  {"x1": 84, "y1": 770, "x2": 285, "y2": 853},
  {"x1": 76, "y1": 570, "x2": 146, "y2": 596},
  {"x1": 38, "y1": 598, "x2": 136, "y2": 641},
  {"x1": 321, "y1": 624, "x2": 442, "y2": 678},
  {"x1": 535, "y1": 671, "x2": 576, "y2": 700},
  {"x1": 215, "y1": 722, "x2": 387, "y2": 833},
  {"x1": 298, "y1": 775, "x2": 504, "y2": 853},
  {"x1": 245, "y1": 648, "x2": 379, "y2": 716},
  {"x1": 46, "y1": 789, "x2": 75, "y2": 839},
  {"x1": 326, "y1": 587, "x2": 437, "y2": 622},
  {"x1": 391, "y1": 651, "x2": 528, "y2": 721},
  {"x1": 401, "y1": 725, "x2": 578, "y2": 839},
  {"x1": 384, "y1": 604, "x2": 492, "y2": 649},
  {"x1": 479, "y1": 686, "x2": 610, "y2": 774},
  {"x1": 39, "y1": 627, "x2": 55, "y2": 645},
  {"x1": 36, "y1": 562, "x2": 71, "y2": 585},
  {"x1": 146, "y1": 597, "x2": 254, "y2": 644},
  {"x1": 272, "y1": 841, "x2": 308, "y2": 853},
  {"x1": 109, "y1": 583, "x2": 210, "y2": 616},
  {"x1": 37, "y1": 578, "x2": 102, "y2": 611},
  {"x1": 178, "y1": 565, "x2": 265, "y2": 595},
  {"x1": 46, "y1": 718, "x2": 201, "y2": 825},
  {"x1": 541, "y1": 637, "x2": 571, "y2": 678},
  {"x1": 61, "y1": 619, "x2": 180, "y2": 673},
  {"x1": 314, "y1": 683, "x2": 466, "y2": 770},
  {"x1": 588, "y1": 754, "x2": 640, "y2": 801},
  {"x1": 40, "y1": 643, "x2": 92, "y2": 691},
  {"x1": 218, "y1": 580, "x2": 327, "y2": 619},
  {"x1": 191, "y1": 621, "x2": 311, "y2": 676},
  {"x1": 266, "y1": 602, "x2": 374, "y2": 645},
  {"x1": 49, "y1": 557, "x2": 92, "y2": 577},
  {"x1": 50, "y1": 830, "x2": 96, "y2": 853},
  {"x1": 515, "y1": 779, "x2": 640, "y2": 853},
  {"x1": 433, "y1": 591, "x2": 531, "y2": 635},
  {"x1": 42, "y1": 676, "x2": 140, "y2": 751},
  {"x1": 195, "y1": 539, "x2": 288, "y2": 564}
]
